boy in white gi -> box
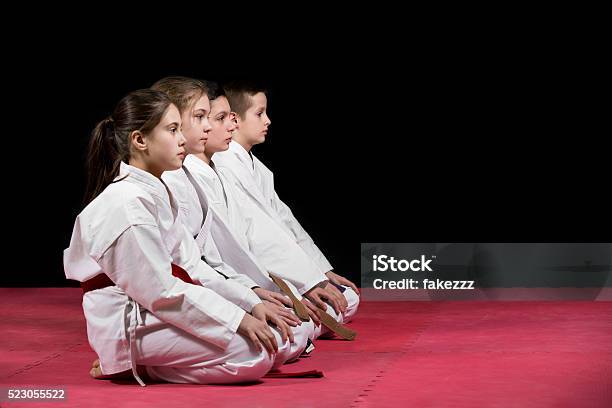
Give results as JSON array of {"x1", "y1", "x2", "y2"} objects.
[{"x1": 215, "y1": 82, "x2": 360, "y2": 324}]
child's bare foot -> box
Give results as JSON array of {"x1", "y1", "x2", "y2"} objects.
[
  {"x1": 90, "y1": 359, "x2": 103, "y2": 378},
  {"x1": 89, "y1": 358, "x2": 149, "y2": 381}
]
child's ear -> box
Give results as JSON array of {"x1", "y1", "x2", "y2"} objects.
[
  {"x1": 230, "y1": 112, "x2": 240, "y2": 128},
  {"x1": 130, "y1": 130, "x2": 147, "y2": 151}
]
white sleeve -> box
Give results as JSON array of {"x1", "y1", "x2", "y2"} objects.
[
  {"x1": 99, "y1": 225, "x2": 245, "y2": 350},
  {"x1": 240, "y1": 198, "x2": 327, "y2": 295},
  {"x1": 201, "y1": 234, "x2": 260, "y2": 290},
  {"x1": 174, "y1": 224, "x2": 262, "y2": 312},
  {"x1": 219, "y1": 168, "x2": 327, "y2": 294},
  {"x1": 270, "y1": 190, "x2": 333, "y2": 274}
]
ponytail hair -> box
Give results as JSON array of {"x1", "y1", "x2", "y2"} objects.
[{"x1": 83, "y1": 89, "x2": 173, "y2": 205}]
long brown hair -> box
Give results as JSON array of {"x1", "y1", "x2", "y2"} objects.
[{"x1": 83, "y1": 89, "x2": 173, "y2": 205}]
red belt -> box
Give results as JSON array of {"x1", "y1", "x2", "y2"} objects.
[{"x1": 81, "y1": 263, "x2": 195, "y2": 293}]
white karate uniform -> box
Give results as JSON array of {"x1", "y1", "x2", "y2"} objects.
[
  {"x1": 162, "y1": 166, "x2": 314, "y2": 357},
  {"x1": 162, "y1": 167, "x2": 259, "y2": 290},
  {"x1": 183, "y1": 155, "x2": 326, "y2": 295},
  {"x1": 64, "y1": 163, "x2": 290, "y2": 385},
  {"x1": 215, "y1": 141, "x2": 359, "y2": 322},
  {"x1": 183, "y1": 155, "x2": 344, "y2": 338}
]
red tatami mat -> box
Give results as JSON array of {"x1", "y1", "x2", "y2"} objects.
[{"x1": 1, "y1": 288, "x2": 611, "y2": 407}]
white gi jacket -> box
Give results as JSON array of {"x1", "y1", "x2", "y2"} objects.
[
  {"x1": 215, "y1": 141, "x2": 333, "y2": 275},
  {"x1": 64, "y1": 163, "x2": 260, "y2": 380},
  {"x1": 183, "y1": 155, "x2": 325, "y2": 295},
  {"x1": 162, "y1": 167, "x2": 262, "y2": 290}
]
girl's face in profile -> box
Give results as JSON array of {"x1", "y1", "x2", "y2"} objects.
[
  {"x1": 143, "y1": 104, "x2": 186, "y2": 176},
  {"x1": 181, "y1": 95, "x2": 212, "y2": 155}
]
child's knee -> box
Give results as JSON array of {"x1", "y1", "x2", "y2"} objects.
[
  {"x1": 207, "y1": 334, "x2": 275, "y2": 383},
  {"x1": 278, "y1": 320, "x2": 314, "y2": 366},
  {"x1": 230, "y1": 355, "x2": 274, "y2": 382},
  {"x1": 270, "y1": 327, "x2": 293, "y2": 369},
  {"x1": 342, "y1": 287, "x2": 360, "y2": 322},
  {"x1": 293, "y1": 320, "x2": 314, "y2": 348},
  {"x1": 196, "y1": 358, "x2": 272, "y2": 384}
]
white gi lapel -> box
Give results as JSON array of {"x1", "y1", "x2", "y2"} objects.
[
  {"x1": 160, "y1": 183, "x2": 185, "y2": 257},
  {"x1": 220, "y1": 149, "x2": 274, "y2": 217},
  {"x1": 183, "y1": 165, "x2": 214, "y2": 250}
]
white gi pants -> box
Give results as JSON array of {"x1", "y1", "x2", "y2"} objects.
[{"x1": 134, "y1": 310, "x2": 312, "y2": 384}]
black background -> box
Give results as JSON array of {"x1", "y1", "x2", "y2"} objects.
[{"x1": 2, "y1": 35, "x2": 608, "y2": 287}]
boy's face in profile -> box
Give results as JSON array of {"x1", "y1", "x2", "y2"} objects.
[
  {"x1": 235, "y1": 92, "x2": 271, "y2": 146},
  {"x1": 205, "y1": 96, "x2": 235, "y2": 154}
]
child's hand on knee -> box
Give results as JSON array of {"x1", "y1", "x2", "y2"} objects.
[
  {"x1": 250, "y1": 303, "x2": 294, "y2": 344},
  {"x1": 252, "y1": 287, "x2": 292, "y2": 307},
  {"x1": 238, "y1": 312, "x2": 278, "y2": 355},
  {"x1": 326, "y1": 271, "x2": 360, "y2": 295}
]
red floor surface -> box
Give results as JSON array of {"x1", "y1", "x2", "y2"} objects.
[{"x1": 1, "y1": 288, "x2": 611, "y2": 407}]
